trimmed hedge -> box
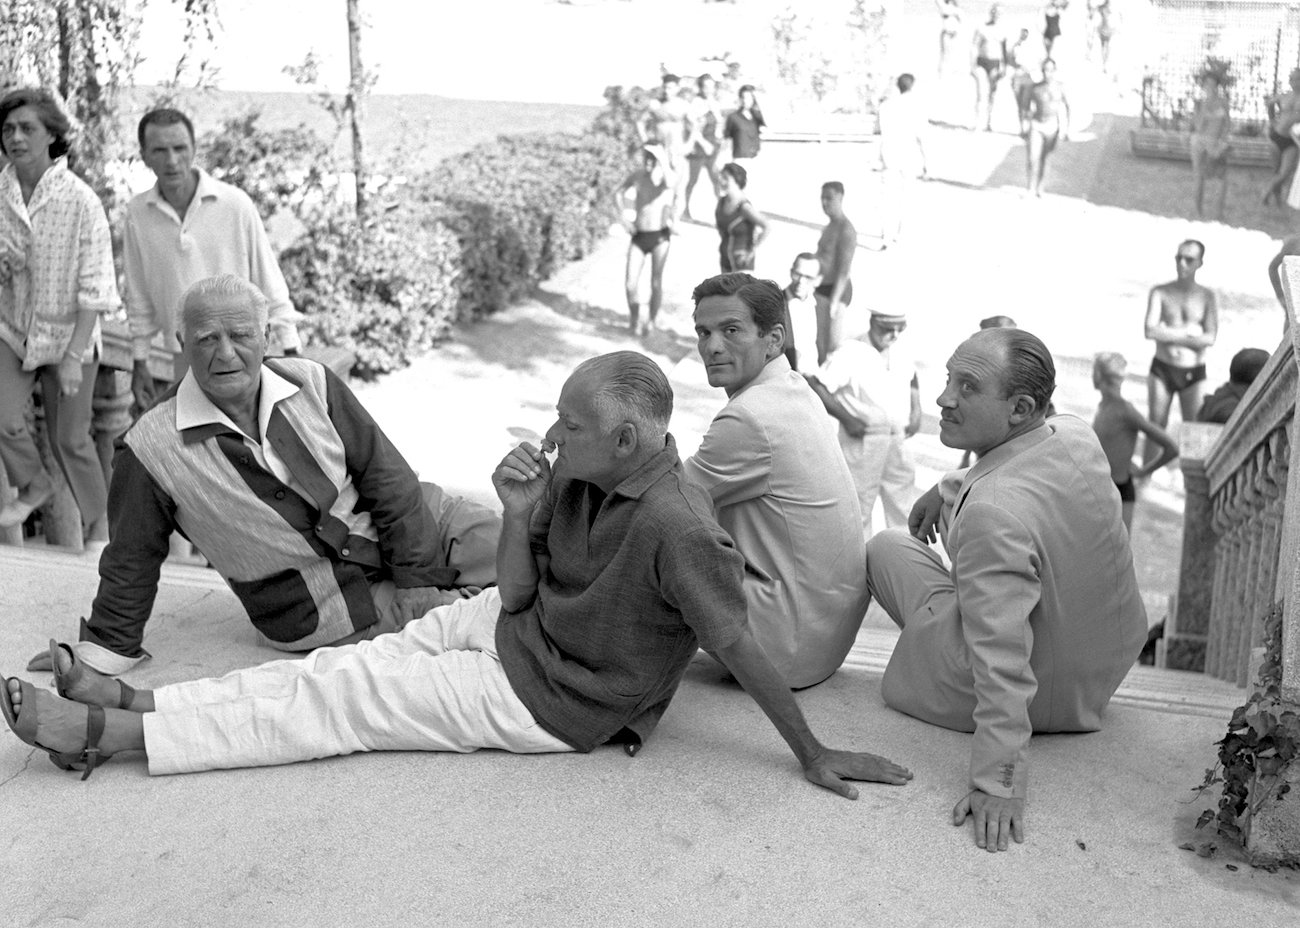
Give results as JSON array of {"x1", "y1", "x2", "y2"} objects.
[{"x1": 206, "y1": 110, "x2": 630, "y2": 379}]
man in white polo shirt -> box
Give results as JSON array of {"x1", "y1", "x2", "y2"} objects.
[
  {"x1": 123, "y1": 107, "x2": 302, "y2": 412},
  {"x1": 806, "y1": 308, "x2": 921, "y2": 537}
]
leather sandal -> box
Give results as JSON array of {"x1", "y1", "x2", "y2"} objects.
[
  {"x1": 2, "y1": 678, "x2": 111, "y2": 780},
  {"x1": 49, "y1": 640, "x2": 136, "y2": 710}
]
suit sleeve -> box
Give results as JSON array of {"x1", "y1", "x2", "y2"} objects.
[
  {"x1": 681, "y1": 403, "x2": 773, "y2": 508},
  {"x1": 323, "y1": 368, "x2": 443, "y2": 588},
  {"x1": 951, "y1": 500, "x2": 1041, "y2": 799},
  {"x1": 83, "y1": 444, "x2": 178, "y2": 658}
]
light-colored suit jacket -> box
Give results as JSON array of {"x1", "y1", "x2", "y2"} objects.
[
  {"x1": 885, "y1": 415, "x2": 1147, "y2": 797},
  {"x1": 684, "y1": 356, "x2": 869, "y2": 688}
]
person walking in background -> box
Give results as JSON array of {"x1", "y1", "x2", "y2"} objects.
[
  {"x1": 1189, "y1": 70, "x2": 1231, "y2": 220},
  {"x1": 1090, "y1": 352, "x2": 1178, "y2": 533},
  {"x1": 1042, "y1": 0, "x2": 1065, "y2": 56},
  {"x1": 714, "y1": 162, "x2": 768, "y2": 272},
  {"x1": 1263, "y1": 68, "x2": 1300, "y2": 207},
  {"x1": 614, "y1": 146, "x2": 676, "y2": 336},
  {"x1": 1024, "y1": 58, "x2": 1070, "y2": 197},
  {"x1": 971, "y1": 5, "x2": 1007, "y2": 132},
  {"x1": 0, "y1": 88, "x2": 118, "y2": 539},
  {"x1": 683, "y1": 73, "x2": 725, "y2": 221},
  {"x1": 878, "y1": 73, "x2": 929, "y2": 248},
  {"x1": 936, "y1": 0, "x2": 964, "y2": 74},
  {"x1": 724, "y1": 84, "x2": 765, "y2": 177}
]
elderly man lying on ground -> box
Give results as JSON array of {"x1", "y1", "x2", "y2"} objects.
[
  {"x1": 3, "y1": 351, "x2": 913, "y2": 797},
  {"x1": 28, "y1": 274, "x2": 499, "y2": 676},
  {"x1": 866, "y1": 327, "x2": 1147, "y2": 852}
]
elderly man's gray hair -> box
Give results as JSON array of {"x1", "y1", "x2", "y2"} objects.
[
  {"x1": 573, "y1": 351, "x2": 673, "y2": 442},
  {"x1": 180, "y1": 275, "x2": 270, "y2": 335}
]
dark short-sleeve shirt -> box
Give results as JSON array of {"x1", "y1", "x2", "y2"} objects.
[
  {"x1": 495, "y1": 435, "x2": 748, "y2": 752},
  {"x1": 724, "y1": 109, "x2": 765, "y2": 159}
]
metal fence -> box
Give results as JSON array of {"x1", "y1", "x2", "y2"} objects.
[{"x1": 1140, "y1": 0, "x2": 1300, "y2": 134}]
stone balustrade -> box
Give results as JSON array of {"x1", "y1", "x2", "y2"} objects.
[{"x1": 1175, "y1": 256, "x2": 1300, "y2": 863}]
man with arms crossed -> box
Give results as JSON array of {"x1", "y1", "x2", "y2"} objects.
[
  {"x1": 814, "y1": 181, "x2": 858, "y2": 365},
  {"x1": 614, "y1": 145, "x2": 676, "y2": 336},
  {"x1": 30, "y1": 276, "x2": 498, "y2": 676},
  {"x1": 1143, "y1": 239, "x2": 1218, "y2": 470},
  {"x1": 5, "y1": 351, "x2": 912, "y2": 799},
  {"x1": 866, "y1": 327, "x2": 1147, "y2": 851},
  {"x1": 125, "y1": 108, "x2": 302, "y2": 410},
  {"x1": 685, "y1": 273, "x2": 869, "y2": 689}
]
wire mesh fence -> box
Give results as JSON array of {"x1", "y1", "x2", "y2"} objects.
[{"x1": 1140, "y1": 0, "x2": 1300, "y2": 135}]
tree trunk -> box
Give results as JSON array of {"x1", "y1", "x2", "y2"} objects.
[{"x1": 346, "y1": 0, "x2": 367, "y2": 222}]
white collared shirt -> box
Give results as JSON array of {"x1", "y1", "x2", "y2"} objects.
[{"x1": 174, "y1": 364, "x2": 307, "y2": 497}]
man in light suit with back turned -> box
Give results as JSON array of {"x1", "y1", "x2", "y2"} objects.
[{"x1": 865, "y1": 327, "x2": 1147, "y2": 853}]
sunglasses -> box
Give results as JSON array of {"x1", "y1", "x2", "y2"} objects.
[{"x1": 1175, "y1": 254, "x2": 1199, "y2": 264}]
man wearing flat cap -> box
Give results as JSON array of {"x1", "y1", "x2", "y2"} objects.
[{"x1": 806, "y1": 308, "x2": 921, "y2": 537}]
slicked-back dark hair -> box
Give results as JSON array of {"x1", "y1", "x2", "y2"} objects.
[
  {"x1": 691, "y1": 273, "x2": 785, "y2": 335},
  {"x1": 978, "y1": 328, "x2": 1056, "y2": 414}
]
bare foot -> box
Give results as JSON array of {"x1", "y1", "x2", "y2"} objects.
[{"x1": 6, "y1": 679, "x2": 93, "y2": 755}]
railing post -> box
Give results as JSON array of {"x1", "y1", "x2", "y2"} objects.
[{"x1": 1169, "y1": 422, "x2": 1222, "y2": 671}]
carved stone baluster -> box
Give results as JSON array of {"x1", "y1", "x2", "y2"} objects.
[
  {"x1": 1170, "y1": 422, "x2": 1222, "y2": 670},
  {"x1": 1206, "y1": 489, "x2": 1233, "y2": 678}
]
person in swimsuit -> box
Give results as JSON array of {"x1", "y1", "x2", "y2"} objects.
[
  {"x1": 714, "y1": 162, "x2": 768, "y2": 273},
  {"x1": 1091, "y1": 352, "x2": 1178, "y2": 533},
  {"x1": 1142, "y1": 240, "x2": 1218, "y2": 470},
  {"x1": 1263, "y1": 69, "x2": 1300, "y2": 206},
  {"x1": 1042, "y1": 0, "x2": 1065, "y2": 55},
  {"x1": 814, "y1": 181, "x2": 858, "y2": 365},
  {"x1": 637, "y1": 74, "x2": 693, "y2": 221},
  {"x1": 971, "y1": 5, "x2": 1006, "y2": 131},
  {"x1": 1189, "y1": 71, "x2": 1231, "y2": 220},
  {"x1": 1024, "y1": 58, "x2": 1070, "y2": 197},
  {"x1": 936, "y1": 0, "x2": 963, "y2": 74},
  {"x1": 614, "y1": 145, "x2": 676, "y2": 335}
]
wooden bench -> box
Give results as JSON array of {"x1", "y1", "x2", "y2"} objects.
[{"x1": 1129, "y1": 128, "x2": 1276, "y2": 168}]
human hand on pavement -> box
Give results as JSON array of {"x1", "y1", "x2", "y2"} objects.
[
  {"x1": 492, "y1": 441, "x2": 553, "y2": 518},
  {"x1": 952, "y1": 790, "x2": 1026, "y2": 852},
  {"x1": 908, "y1": 484, "x2": 944, "y2": 544},
  {"x1": 802, "y1": 748, "x2": 913, "y2": 799}
]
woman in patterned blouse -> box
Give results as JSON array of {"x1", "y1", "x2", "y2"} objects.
[{"x1": 0, "y1": 88, "x2": 119, "y2": 540}]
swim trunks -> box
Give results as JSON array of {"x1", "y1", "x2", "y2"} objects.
[
  {"x1": 1270, "y1": 126, "x2": 1296, "y2": 152},
  {"x1": 976, "y1": 56, "x2": 1004, "y2": 81},
  {"x1": 814, "y1": 280, "x2": 854, "y2": 306},
  {"x1": 1115, "y1": 476, "x2": 1135, "y2": 503},
  {"x1": 631, "y1": 228, "x2": 671, "y2": 254},
  {"x1": 1149, "y1": 356, "x2": 1207, "y2": 394}
]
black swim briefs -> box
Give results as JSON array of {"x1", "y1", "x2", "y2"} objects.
[
  {"x1": 631, "y1": 228, "x2": 671, "y2": 254},
  {"x1": 1115, "y1": 476, "x2": 1136, "y2": 503},
  {"x1": 1149, "y1": 356, "x2": 1207, "y2": 394},
  {"x1": 813, "y1": 280, "x2": 853, "y2": 306}
]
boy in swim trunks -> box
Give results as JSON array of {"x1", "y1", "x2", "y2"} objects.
[
  {"x1": 972, "y1": 5, "x2": 1007, "y2": 131},
  {"x1": 614, "y1": 145, "x2": 677, "y2": 335},
  {"x1": 814, "y1": 181, "x2": 858, "y2": 365},
  {"x1": 1092, "y1": 352, "x2": 1179, "y2": 533},
  {"x1": 1142, "y1": 239, "x2": 1218, "y2": 471}
]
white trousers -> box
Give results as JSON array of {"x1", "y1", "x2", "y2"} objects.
[
  {"x1": 838, "y1": 430, "x2": 916, "y2": 538},
  {"x1": 144, "y1": 589, "x2": 573, "y2": 775}
]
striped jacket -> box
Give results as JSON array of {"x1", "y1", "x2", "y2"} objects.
[{"x1": 83, "y1": 358, "x2": 452, "y2": 661}]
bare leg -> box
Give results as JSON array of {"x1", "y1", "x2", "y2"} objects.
[
  {"x1": 814, "y1": 291, "x2": 833, "y2": 366},
  {"x1": 1177, "y1": 381, "x2": 1206, "y2": 425},
  {"x1": 625, "y1": 242, "x2": 647, "y2": 332},
  {"x1": 1121, "y1": 500, "x2": 1135, "y2": 534},
  {"x1": 1264, "y1": 145, "x2": 1299, "y2": 205},
  {"x1": 1144, "y1": 370, "x2": 1173, "y2": 470},
  {"x1": 647, "y1": 237, "x2": 671, "y2": 331},
  {"x1": 1215, "y1": 169, "x2": 1229, "y2": 220},
  {"x1": 1025, "y1": 131, "x2": 1041, "y2": 192},
  {"x1": 684, "y1": 156, "x2": 703, "y2": 219},
  {"x1": 1193, "y1": 156, "x2": 1206, "y2": 217}
]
